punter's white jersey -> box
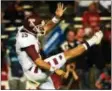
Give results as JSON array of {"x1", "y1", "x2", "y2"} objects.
[
  {"x1": 15, "y1": 27, "x2": 40, "y2": 71},
  {"x1": 15, "y1": 26, "x2": 66, "y2": 83}
]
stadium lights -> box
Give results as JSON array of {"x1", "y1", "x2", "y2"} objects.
[
  {"x1": 2, "y1": 20, "x2": 11, "y2": 23},
  {"x1": 100, "y1": 17, "x2": 112, "y2": 20},
  {"x1": 74, "y1": 25, "x2": 83, "y2": 28},
  {"x1": 23, "y1": 5, "x2": 33, "y2": 9},
  {"x1": 74, "y1": 17, "x2": 112, "y2": 21},
  {"x1": 15, "y1": 19, "x2": 22, "y2": 23},
  {"x1": 5, "y1": 26, "x2": 16, "y2": 32},
  {"x1": 1, "y1": 35, "x2": 9, "y2": 39}
]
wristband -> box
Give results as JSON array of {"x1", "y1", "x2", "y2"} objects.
[{"x1": 52, "y1": 16, "x2": 60, "y2": 23}]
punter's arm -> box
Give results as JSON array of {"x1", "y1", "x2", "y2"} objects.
[{"x1": 43, "y1": 3, "x2": 66, "y2": 34}]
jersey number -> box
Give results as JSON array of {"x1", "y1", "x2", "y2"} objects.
[{"x1": 22, "y1": 33, "x2": 28, "y2": 38}]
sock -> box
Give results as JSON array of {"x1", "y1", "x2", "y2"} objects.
[{"x1": 82, "y1": 35, "x2": 97, "y2": 50}]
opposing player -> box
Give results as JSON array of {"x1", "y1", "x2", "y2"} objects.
[{"x1": 15, "y1": 3, "x2": 103, "y2": 89}]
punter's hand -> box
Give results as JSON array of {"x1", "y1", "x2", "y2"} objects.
[
  {"x1": 55, "y1": 3, "x2": 67, "y2": 18},
  {"x1": 55, "y1": 69, "x2": 65, "y2": 76}
]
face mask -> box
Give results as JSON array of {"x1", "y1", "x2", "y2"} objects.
[{"x1": 29, "y1": 20, "x2": 45, "y2": 37}]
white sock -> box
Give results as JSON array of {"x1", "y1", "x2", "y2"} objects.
[
  {"x1": 86, "y1": 35, "x2": 97, "y2": 46},
  {"x1": 82, "y1": 35, "x2": 97, "y2": 50},
  {"x1": 82, "y1": 43, "x2": 88, "y2": 50}
]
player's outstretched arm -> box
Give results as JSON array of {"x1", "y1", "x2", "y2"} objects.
[{"x1": 43, "y1": 3, "x2": 66, "y2": 34}]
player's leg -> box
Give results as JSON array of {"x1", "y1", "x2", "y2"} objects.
[
  {"x1": 64, "y1": 44, "x2": 85, "y2": 60},
  {"x1": 45, "y1": 31, "x2": 103, "y2": 69},
  {"x1": 64, "y1": 31, "x2": 103, "y2": 60}
]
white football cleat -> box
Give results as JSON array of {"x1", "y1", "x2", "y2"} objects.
[
  {"x1": 86, "y1": 30, "x2": 103, "y2": 47},
  {"x1": 94, "y1": 31, "x2": 103, "y2": 44}
]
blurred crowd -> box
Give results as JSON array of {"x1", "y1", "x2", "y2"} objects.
[{"x1": 1, "y1": 0, "x2": 111, "y2": 90}]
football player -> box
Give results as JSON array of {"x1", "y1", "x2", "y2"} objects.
[{"x1": 15, "y1": 3, "x2": 103, "y2": 89}]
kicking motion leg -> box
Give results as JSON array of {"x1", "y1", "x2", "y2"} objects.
[
  {"x1": 44, "y1": 31, "x2": 103, "y2": 70},
  {"x1": 64, "y1": 31, "x2": 103, "y2": 60}
]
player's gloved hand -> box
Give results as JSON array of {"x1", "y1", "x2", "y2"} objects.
[{"x1": 55, "y1": 3, "x2": 67, "y2": 18}]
